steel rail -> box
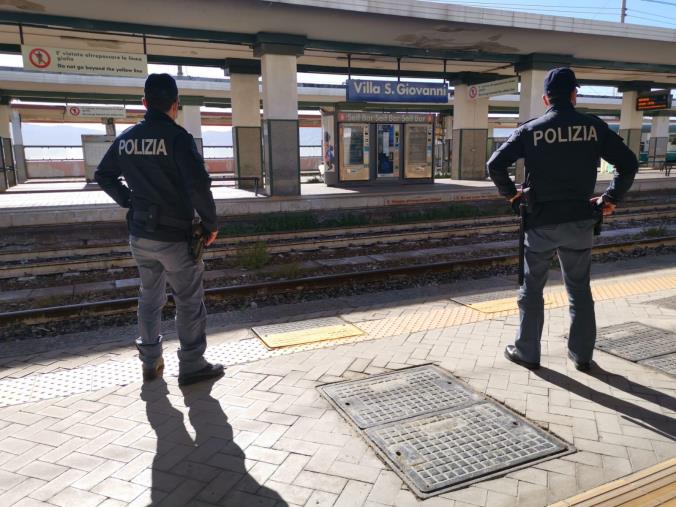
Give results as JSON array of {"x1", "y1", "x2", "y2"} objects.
[
  {"x1": 2, "y1": 235, "x2": 674, "y2": 328},
  {"x1": 2, "y1": 208, "x2": 674, "y2": 279},
  {"x1": 2, "y1": 202, "x2": 673, "y2": 262}
]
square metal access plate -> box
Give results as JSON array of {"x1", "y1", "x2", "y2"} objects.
[
  {"x1": 367, "y1": 402, "x2": 566, "y2": 495},
  {"x1": 639, "y1": 352, "x2": 676, "y2": 376},
  {"x1": 319, "y1": 365, "x2": 570, "y2": 497},
  {"x1": 595, "y1": 322, "x2": 676, "y2": 362},
  {"x1": 252, "y1": 317, "x2": 364, "y2": 349},
  {"x1": 321, "y1": 364, "x2": 482, "y2": 429}
]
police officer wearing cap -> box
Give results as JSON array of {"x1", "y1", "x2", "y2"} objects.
[
  {"x1": 487, "y1": 67, "x2": 638, "y2": 372},
  {"x1": 95, "y1": 73, "x2": 224, "y2": 386}
]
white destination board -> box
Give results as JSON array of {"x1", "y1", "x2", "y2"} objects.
[
  {"x1": 468, "y1": 77, "x2": 519, "y2": 99},
  {"x1": 22, "y1": 45, "x2": 147, "y2": 77},
  {"x1": 67, "y1": 105, "x2": 127, "y2": 119}
]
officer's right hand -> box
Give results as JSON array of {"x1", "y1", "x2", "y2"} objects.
[
  {"x1": 509, "y1": 191, "x2": 523, "y2": 216},
  {"x1": 205, "y1": 230, "x2": 218, "y2": 247},
  {"x1": 590, "y1": 196, "x2": 616, "y2": 216}
]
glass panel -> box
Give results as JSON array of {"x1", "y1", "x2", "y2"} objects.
[
  {"x1": 376, "y1": 124, "x2": 400, "y2": 179},
  {"x1": 404, "y1": 124, "x2": 433, "y2": 179},
  {"x1": 339, "y1": 124, "x2": 370, "y2": 181}
]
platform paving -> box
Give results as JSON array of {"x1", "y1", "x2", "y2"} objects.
[{"x1": 0, "y1": 254, "x2": 674, "y2": 506}]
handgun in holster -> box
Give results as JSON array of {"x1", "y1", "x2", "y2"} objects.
[
  {"x1": 517, "y1": 187, "x2": 532, "y2": 286},
  {"x1": 189, "y1": 222, "x2": 206, "y2": 263},
  {"x1": 143, "y1": 204, "x2": 160, "y2": 233},
  {"x1": 592, "y1": 200, "x2": 603, "y2": 236}
]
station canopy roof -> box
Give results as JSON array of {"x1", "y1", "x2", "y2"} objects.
[{"x1": 0, "y1": 0, "x2": 674, "y2": 88}]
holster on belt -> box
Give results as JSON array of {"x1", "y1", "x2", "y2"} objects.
[
  {"x1": 592, "y1": 201, "x2": 603, "y2": 236},
  {"x1": 189, "y1": 222, "x2": 206, "y2": 263}
]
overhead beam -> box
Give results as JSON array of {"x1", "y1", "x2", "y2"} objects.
[{"x1": 1, "y1": 12, "x2": 675, "y2": 77}]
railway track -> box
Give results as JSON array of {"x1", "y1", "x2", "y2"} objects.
[
  {"x1": 2, "y1": 204, "x2": 674, "y2": 279},
  {"x1": 2, "y1": 235, "x2": 674, "y2": 329}
]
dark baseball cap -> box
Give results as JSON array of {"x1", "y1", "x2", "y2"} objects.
[
  {"x1": 144, "y1": 73, "x2": 178, "y2": 101},
  {"x1": 544, "y1": 67, "x2": 579, "y2": 96}
]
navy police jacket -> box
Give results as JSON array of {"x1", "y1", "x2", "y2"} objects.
[
  {"x1": 95, "y1": 108, "x2": 217, "y2": 242},
  {"x1": 487, "y1": 102, "x2": 638, "y2": 228}
]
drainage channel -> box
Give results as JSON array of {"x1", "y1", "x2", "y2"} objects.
[{"x1": 319, "y1": 364, "x2": 571, "y2": 498}]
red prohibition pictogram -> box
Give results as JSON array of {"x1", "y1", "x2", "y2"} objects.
[
  {"x1": 468, "y1": 85, "x2": 478, "y2": 99},
  {"x1": 68, "y1": 106, "x2": 81, "y2": 116},
  {"x1": 28, "y1": 48, "x2": 52, "y2": 69}
]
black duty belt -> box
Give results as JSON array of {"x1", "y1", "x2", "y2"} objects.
[{"x1": 133, "y1": 211, "x2": 192, "y2": 229}]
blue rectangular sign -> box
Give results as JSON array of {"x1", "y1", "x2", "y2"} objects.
[{"x1": 346, "y1": 79, "x2": 448, "y2": 103}]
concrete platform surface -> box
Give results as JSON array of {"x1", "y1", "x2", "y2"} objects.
[
  {"x1": 0, "y1": 254, "x2": 674, "y2": 506},
  {"x1": 0, "y1": 170, "x2": 673, "y2": 228}
]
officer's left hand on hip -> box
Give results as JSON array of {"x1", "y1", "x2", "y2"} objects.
[{"x1": 205, "y1": 230, "x2": 218, "y2": 247}]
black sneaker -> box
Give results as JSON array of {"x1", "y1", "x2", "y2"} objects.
[
  {"x1": 568, "y1": 351, "x2": 591, "y2": 372},
  {"x1": 142, "y1": 357, "x2": 165, "y2": 382},
  {"x1": 504, "y1": 345, "x2": 540, "y2": 370},
  {"x1": 178, "y1": 363, "x2": 225, "y2": 386}
]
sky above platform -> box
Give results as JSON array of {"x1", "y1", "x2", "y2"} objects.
[{"x1": 433, "y1": 0, "x2": 676, "y2": 28}]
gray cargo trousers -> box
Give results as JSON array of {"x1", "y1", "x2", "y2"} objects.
[
  {"x1": 130, "y1": 235, "x2": 208, "y2": 375},
  {"x1": 515, "y1": 219, "x2": 597, "y2": 365}
]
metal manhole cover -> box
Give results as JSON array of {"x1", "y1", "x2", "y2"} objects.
[
  {"x1": 367, "y1": 402, "x2": 566, "y2": 496},
  {"x1": 639, "y1": 353, "x2": 676, "y2": 376},
  {"x1": 595, "y1": 322, "x2": 676, "y2": 361},
  {"x1": 320, "y1": 365, "x2": 480, "y2": 429},
  {"x1": 252, "y1": 317, "x2": 364, "y2": 349},
  {"x1": 319, "y1": 365, "x2": 570, "y2": 497}
]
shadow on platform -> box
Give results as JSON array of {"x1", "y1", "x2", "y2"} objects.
[
  {"x1": 141, "y1": 377, "x2": 288, "y2": 506},
  {"x1": 534, "y1": 366, "x2": 676, "y2": 440}
]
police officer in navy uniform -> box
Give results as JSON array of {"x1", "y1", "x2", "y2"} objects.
[
  {"x1": 487, "y1": 67, "x2": 638, "y2": 372},
  {"x1": 95, "y1": 73, "x2": 224, "y2": 385}
]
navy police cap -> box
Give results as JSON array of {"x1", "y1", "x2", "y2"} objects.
[
  {"x1": 544, "y1": 67, "x2": 579, "y2": 95},
  {"x1": 144, "y1": 73, "x2": 179, "y2": 100}
]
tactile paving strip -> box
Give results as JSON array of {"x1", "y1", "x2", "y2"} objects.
[
  {"x1": 367, "y1": 403, "x2": 566, "y2": 495},
  {"x1": 252, "y1": 317, "x2": 364, "y2": 349},
  {"x1": 0, "y1": 331, "x2": 374, "y2": 408},
  {"x1": 321, "y1": 365, "x2": 480, "y2": 428},
  {"x1": 639, "y1": 353, "x2": 676, "y2": 376},
  {"x1": 319, "y1": 365, "x2": 569, "y2": 497},
  {"x1": 595, "y1": 322, "x2": 676, "y2": 362}
]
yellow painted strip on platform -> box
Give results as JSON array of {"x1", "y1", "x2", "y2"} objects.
[
  {"x1": 548, "y1": 457, "x2": 676, "y2": 507},
  {"x1": 462, "y1": 274, "x2": 676, "y2": 314},
  {"x1": 258, "y1": 323, "x2": 365, "y2": 349}
]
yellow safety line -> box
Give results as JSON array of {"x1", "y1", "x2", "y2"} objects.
[{"x1": 464, "y1": 275, "x2": 676, "y2": 314}]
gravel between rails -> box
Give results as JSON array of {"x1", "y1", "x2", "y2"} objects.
[{"x1": 1, "y1": 237, "x2": 674, "y2": 342}]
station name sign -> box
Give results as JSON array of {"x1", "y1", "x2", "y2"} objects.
[
  {"x1": 347, "y1": 79, "x2": 448, "y2": 103},
  {"x1": 22, "y1": 45, "x2": 147, "y2": 78},
  {"x1": 636, "y1": 90, "x2": 673, "y2": 111}
]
